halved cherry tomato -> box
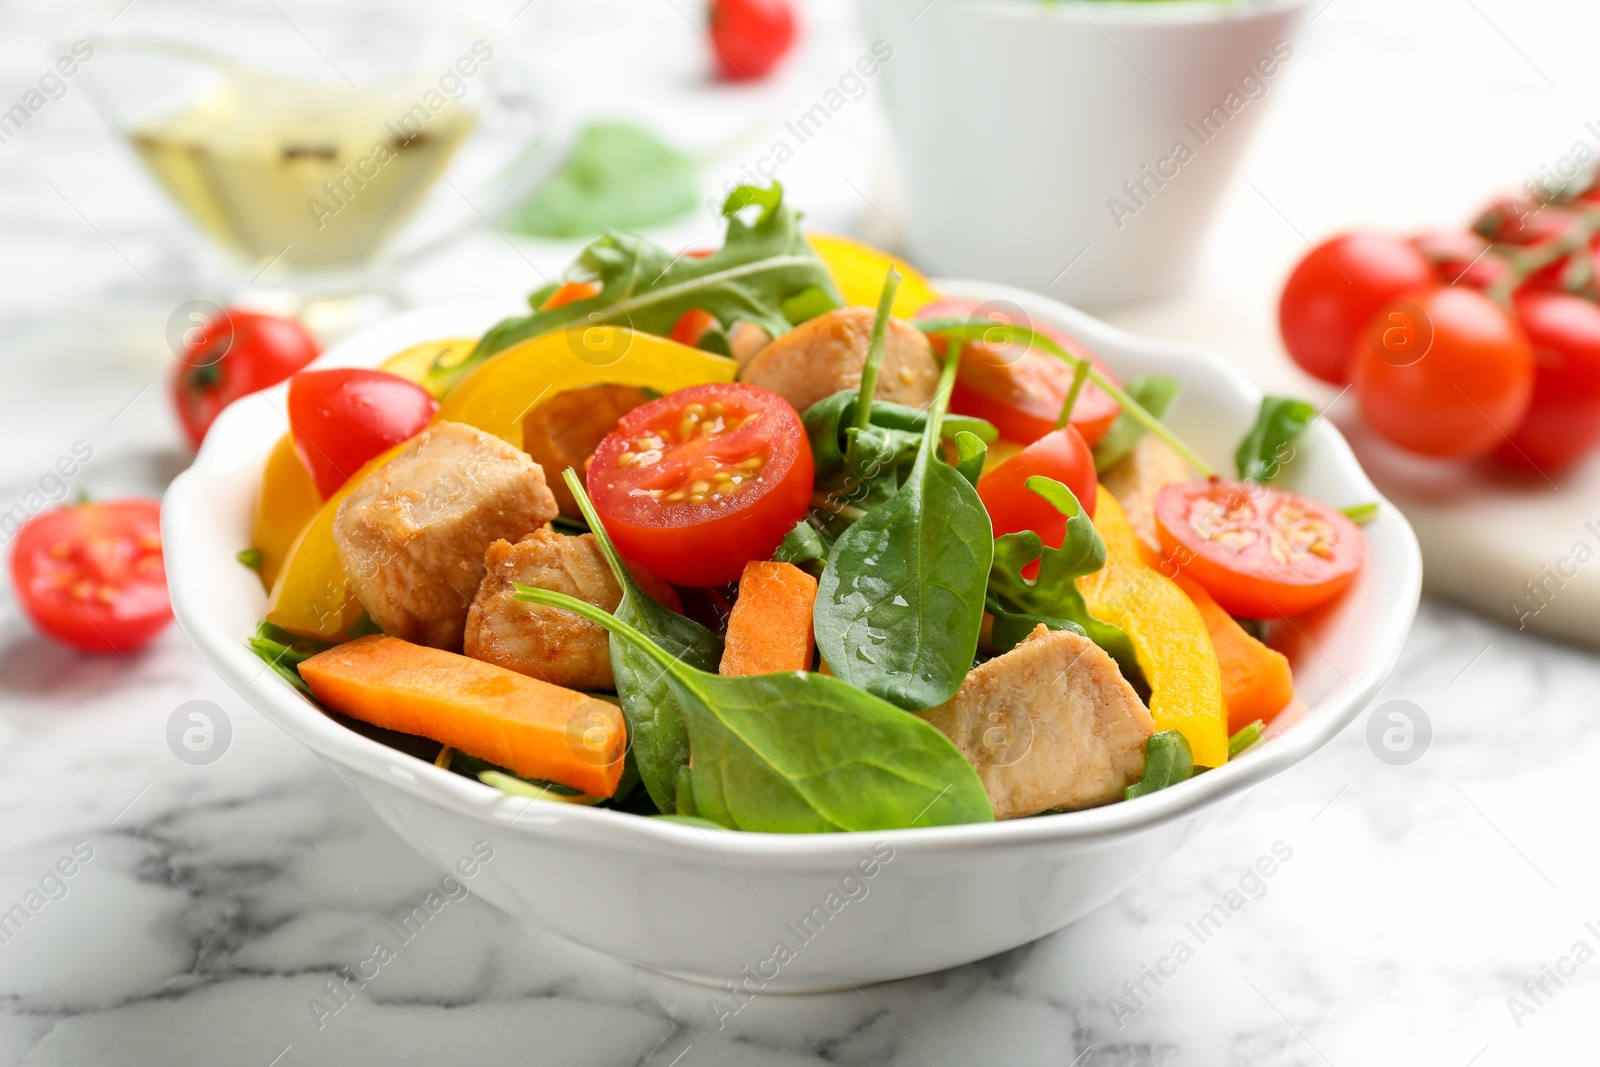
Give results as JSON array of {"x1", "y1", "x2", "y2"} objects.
[
  {"x1": 10, "y1": 500, "x2": 171, "y2": 654},
  {"x1": 920, "y1": 297, "x2": 1121, "y2": 447},
  {"x1": 171, "y1": 308, "x2": 320, "y2": 449},
  {"x1": 587, "y1": 382, "x2": 812, "y2": 586},
  {"x1": 670, "y1": 308, "x2": 720, "y2": 347},
  {"x1": 288, "y1": 369, "x2": 440, "y2": 498},
  {"x1": 976, "y1": 426, "x2": 1097, "y2": 559},
  {"x1": 1352, "y1": 286, "x2": 1534, "y2": 460},
  {"x1": 1497, "y1": 290, "x2": 1600, "y2": 472},
  {"x1": 539, "y1": 281, "x2": 601, "y2": 311},
  {"x1": 1154, "y1": 481, "x2": 1364, "y2": 618},
  {"x1": 1278, "y1": 233, "x2": 1436, "y2": 385}
]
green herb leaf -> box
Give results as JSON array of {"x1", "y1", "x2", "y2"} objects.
[
  {"x1": 985, "y1": 477, "x2": 1138, "y2": 677},
  {"x1": 1093, "y1": 375, "x2": 1182, "y2": 474},
  {"x1": 1124, "y1": 730, "x2": 1194, "y2": 800},
  {"x1": 236, "y1": 547, "x2": 262, "y2": 571},
  {"x1": 559, "y1": 468, "x2": 722, "y2": 814},
  {"x1": 514, "y1": 586, "x2": 993, "y2": 832},
  {"x1": 773, "y1": 520, "x2": 829, "y2": 574},
  {"x1": 1236, "y1": 396, "x2": 1317, "y2": 483},
  {"x1": 246, "y1": 621, "x2": 334, "y2": 697},
  {"x1": 502, "y1": 121, "x2": 698, "y2": 239},
  {"x1": 1341, "y1": 501, "x2": 1380, "y2": 525},
  {"x1": 438, "y1": 182, "x2": 841, "y2": 391},
  {"x1": 813, "y1": 345, "x2": 994, "y2": 711},
  {"x1": 953, "y1": 430, "x2": 988, "y2": 488},
  {"x1": 1228, "y1": 719, "x2": 1265, "y2": 759}
]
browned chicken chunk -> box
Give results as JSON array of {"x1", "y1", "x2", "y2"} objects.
[
  {"x1": 333, "y1": 421, "x2": 558, "y2": 650},
  {"x1": 1098, "y1": 434, "x2": 1193, "y2": 558},
  {"x1": 521, "y1": 384, "x2": 651, "y2": 517},
  {"x1": 739, "y1": 306, "x2": 940, "y2": 413},
  {"x1": 921, "y1": 625, "x2": 1155, "y2": 817},
  {"x1": 464, "y1": 530, "x2": 679, "y2": 690}
]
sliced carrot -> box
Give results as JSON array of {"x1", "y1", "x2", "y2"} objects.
[
  {"x1": 1173, "y1": 574, "x2": 1295, "y2": 733},
  {"x1": 298, "y1": 635, "x2": 625, "y2": 796},
  {"x1": 719, "y1": 561, "x2": 819, "y2": 677}
]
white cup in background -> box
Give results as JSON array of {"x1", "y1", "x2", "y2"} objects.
[{"x1": 860, "y1": 0, "x2": 1312, "y2": 307}]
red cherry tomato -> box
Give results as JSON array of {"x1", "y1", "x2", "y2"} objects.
[
  {"x1": 976, "y1": 427, "x2": 1097, "y2": 577},
  {"x1": 1155, "y1": 481, "x2": 1364, "y2": 618},
  {"x1": 1279, "y1": 233, "x2": 1436, "y2": 385},
  {"x1": 288, "y1": 369, "x2": 440, "y2": 498},
  {"x1": 1411, "y1": 231, "x2": 1510, "y2": 290},
  {"x1": 1472, "y1": 197, "x2": 1573, "y2": 246},
  {"x1": 709, "y1": 0, "x2": 796, "y2": 81},
  {"x1": 1352, "y1": 286, "x2": 1534, "y2": 459},
  {"x1": 920, "y1": 297, "x2": 1121, "y2": 447},
  {"x1": 9, "y1": 500, "x2": 172, "y2": 654},
  {"x1": 1496, "y1": 291, "x2": 1600, "y2": 472},
  {"x1": 171, "y1": 308, "x2": 320, "y2": 449},
  {"x1": 587, "y1": 382, "x2": 813, "y2": 586}
]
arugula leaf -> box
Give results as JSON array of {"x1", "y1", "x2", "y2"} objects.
[
  {"x1": 773, "y1": 520, "x2": 829, "y2": 574},
  {"x1": 502, "y1": 121, "x2": 699, "y2": 239},
  {"x1": 813, "y1": 345, "x2": 994, "y2": 711},
  {"x1": 1341, "y1": 501, "x2": 1380, "y2": 525},
  {"x1": 1228, "y1": 719, "x2": 1265, "y2": 759},
  {"x1": 513, "y1": 587, "x2": 993, "y2": 832},
  {"x1": 1092, "y1": 375, "x2": 1182, "y2": 474},
  {"x1": 247, "y1": 621, "x2": 333, "y2": 697},
  {"x1": 560, "y1": 469, "x2": 723, "y2": 814},
  {"x1": 434, "y1": 182, "x2": 841, "y2": 392},
  {"x1": 985, "y1": 476, "x2": 1139, "y2": 678},
  {"x1": 1236, "y1": 396, "x2": 1316, "y2": 483},
  {"x1": 1125, "y1": 730, "x2": 1194, "y2": 800},
  {"x1": 803, "y1": 391, "x2": 995, "y2": 480}
]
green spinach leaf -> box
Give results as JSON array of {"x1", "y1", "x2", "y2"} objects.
[
  {"x1": 1125, "y1": 730, "x2": 1194, "y2": 800},
  {"x1": 813, "y1": 345, "x2": 994, "y2": 711},
  {"x1": 503, "y1": 121, "x2": 699, "y2": 239},
  {"x1": 513, "y1": 587, "x2": 993, "y2": 832},
  {"x1": 953, "y1": 430, "x2": 987, "y2": 488},
  {"x1": 433, "y1": 182, "x2": 841, "y2": 391},
  {"x1": 1092, "y1": 375, "x2": 1182, "y2": 474},
  {"x1": 985, "y1": 476, "x2": 1138, "y2": 677},
  {"x1": 1236, "y1": 395, "x2": 1316, "y2": 483},
  {"x1": 773, "y1": 520, "x2": 830, "y2": 574},
  {"x1": 560, "y1": 469, "x2": 722, "y2": 814},
  {"x1": 247, "y1": 621, "x2": 334, "y2": 697}
]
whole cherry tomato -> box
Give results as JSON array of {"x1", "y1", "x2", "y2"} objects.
[
  {"x1": 1155, "y1": 481, "x2": 1364, "y2": 618},
  {"x1": 171, "y1": 308, "x2": 320, "y2": 449},
  {"x1": 1472, "y1": 198, "x2": 1574, "y2": 246},
  {"x1": 10, "y1": 500, "x2": 171, "y2": 654},
  {"x1": 1279, "y1": 234, "x2": 1436, "y2": 385},
  {"x1": 287, "y1": 369, "x2": 440, "y2": 498},
  {"x1": 1496, "y1": 291, "x2": 1600, "y2": 472},
  {"x1": 976, "y1": 426, "x2": 1098, "y2": 553},
  {"x1": 709, "y1": 0, "x2": 796, "y2": 81},
  {"x1": 587, "y1": 382, "x2": 813, "y2": 586},
  {"x1": 1352, "y1": 286, "x2": 1534, "y2": 460},
  {"x1": 920, "y1": 297, "x2": 1122, "y2": 447}
]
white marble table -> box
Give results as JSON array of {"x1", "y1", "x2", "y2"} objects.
[{"x1": 3, "y1": 1, "x2": 1599, "y2": 1064}]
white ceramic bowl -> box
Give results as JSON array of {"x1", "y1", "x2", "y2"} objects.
[
  {"x1": 861, "y1": 0, "x2": 1312, "y2": 306},
  {"x1": 164, "y1": 284, "x2": 1421, "y2": 990}
]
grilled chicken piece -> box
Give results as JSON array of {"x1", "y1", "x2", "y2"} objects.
[
  {"x1": 728, "y1": 322, "x2": 772, "y2": 369},
  {"x1": 464, "y1": 530, "x2": 679, "y2": 691},
  {"x1": 1098, "y1": 434, "x2": 1193, "y2": 559},
  {"x1": 921, "y1": 625, "x2": 1155, "y2": 817},
  {"x1": 521, "y1": 384, "x2": 651, "y2": 517},
  {"x1": 333, "y1": 421, "x2": 558, "y2": 650},
  {"x1": 739, "y1": 306, "x2": 940, "y2": 413}
]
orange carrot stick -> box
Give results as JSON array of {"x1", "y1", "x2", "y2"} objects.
[
  {"x1": 1173, "y1": 574, "x2": 1295, "y2": 732},
  {"x1": 299, "y1": 635, "x2": 625, "y2": 796},
  {"x1": 719, "y1": 561, "x2": 819, "y2": 677}
]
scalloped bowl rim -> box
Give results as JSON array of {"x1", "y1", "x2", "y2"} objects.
[{"x1": 163, "y1": 282, "x2": 1421, "y2": 870}]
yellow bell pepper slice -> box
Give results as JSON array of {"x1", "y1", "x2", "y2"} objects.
[
  {"x1": 1078, "y1": 487, "x2": 1229, "y2": 767},
  {"x1": 379, "y1": 337, "x2": 477, "y2": 398},
  {"x1": 436, "y1": 326, "x2": 737, "y2": 448},
  {"x1": 266, "y1": 327, "x2": 737, "y2": 640},
  {"x1": 252, "y1": 434, "x2": 323, "y2": 592},
  {"x1": 807, "y1": 233, "x2": 941, "y2": 318}
]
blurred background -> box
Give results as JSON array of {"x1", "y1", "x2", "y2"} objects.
[{"x1": 4, "y1": 0, "x2": 1600, "y2": 1063}]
